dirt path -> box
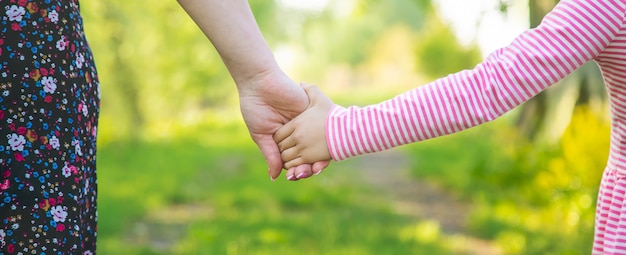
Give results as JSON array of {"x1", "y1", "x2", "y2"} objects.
[
  {"x1": 128, "y1": 149, "x2": 501, "y2": 253},
  {"x1": 350, "y1": 149, "x2": 502, "y2": 254}
]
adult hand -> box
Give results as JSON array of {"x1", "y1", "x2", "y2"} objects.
[
  {"x1": 238, "y1": 69, "x2": 330, "y2": 181},
  {"x1": 177, "y1": 0, "x2": 329, "y2": 180}
]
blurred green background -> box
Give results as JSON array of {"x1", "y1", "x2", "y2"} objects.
[{"x1": 82, "y1": 0, "x2": 610, "y2": 254}]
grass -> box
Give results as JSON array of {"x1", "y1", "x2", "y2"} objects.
[
  {"x1": 97, "y1": 107, "x2": 608, "y2": 254},
  {"x1": 402, "y1": 107, "x2": 609, "y2": 254},
  {"x1": 96, "y1": 121, "x2": 452, "y2": 254}
]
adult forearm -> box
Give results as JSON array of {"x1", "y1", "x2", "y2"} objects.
[{"x1": 177, "y1": 0, "x2": 279, "y2": 85}]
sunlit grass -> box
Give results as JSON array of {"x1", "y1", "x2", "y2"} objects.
[
  {"x1": 96, "y1": 105, "x2": 609, "y2": 254},
  {"x1": 96, "y1": 118, "x2": 455, "y2": 254},
  {"x1": 404, "y1": 107, "x2": 609, "y2": 254}
]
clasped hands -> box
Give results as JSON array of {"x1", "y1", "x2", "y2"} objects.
[
  {"x1": 273, "y1": 83, "x2": 334, "y2": 181},
  {"x1": 238, "y1": 70, "x2": 333, "y2": 181}
]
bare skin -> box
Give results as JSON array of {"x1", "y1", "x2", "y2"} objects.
[
  {"x1": 177, "y1": 0, "x2": 329, "y2": 180},
  {"x1": 274, "y1": 84, "x2": 333, "y2": 177}
]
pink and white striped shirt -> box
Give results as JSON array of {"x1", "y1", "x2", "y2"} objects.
[{"x1": 325, "y1": 0, "x2": 626, "y2": 253}]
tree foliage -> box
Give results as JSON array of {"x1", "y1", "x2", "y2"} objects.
[
  {"x1": 82, "y1": 0, "x2": 482, "y2": 141},
  {"x1": 82, "y1": 1, "x2": 251, "y2": 140}
]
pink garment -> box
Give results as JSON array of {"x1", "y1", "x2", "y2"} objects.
[{"x1": 325, "y1": 0, "x2": 626, "y2": 253}]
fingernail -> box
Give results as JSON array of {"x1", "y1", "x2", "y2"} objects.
[
  {"x1": 287, "y1": 174, "x2": 296, "y2": 181},
  {"x1": 314, "y1": 170, "x2": 323, "y2": 176},
  {"x1": 296, "y1": 172, "x2": 308, "y2": 179},
  {"x1": 268, "y1": 169, "x2": 275, "y2": 182}
]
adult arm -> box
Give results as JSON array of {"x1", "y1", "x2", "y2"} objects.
[{"x1": 177, "y1": 0, "x2": 329, "y2": 179}]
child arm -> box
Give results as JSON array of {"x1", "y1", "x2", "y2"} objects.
[{"x1": 326, "y1": 0, "x2": 624, "y2": 160}]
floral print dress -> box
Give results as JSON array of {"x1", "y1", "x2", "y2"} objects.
[{"x1": 0, "y1": 0, "x2": 99, "y2": 254}]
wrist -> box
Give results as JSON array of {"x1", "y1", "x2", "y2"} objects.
[
  {"x1": 228, "y1": 51, "x2": 281, "y2": 85},
  {"x1": 325, "y1": 104, "x2": 347, "y2": 161},
  {"x1": 236, "y1": 67, "x2": 308, "y2": 121},
  {"x1": 233, "y1": 63, "x2": 284, "y2": 94}
]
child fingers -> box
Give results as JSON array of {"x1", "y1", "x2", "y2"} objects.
[
  {"x1": 280, "y1": 146, "x2": 300, "y2": 163},
  {"x1": 273, "y1": 122, "x2": 294, "y2": 144},
  {"x1": 283, "y1": 157, "x2": 305, "y2": 170},
  {"x1": 277, "y1": 136, "x2": 296, "y2": 152}
]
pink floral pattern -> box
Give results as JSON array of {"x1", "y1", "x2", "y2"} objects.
[{"x1": 0, "y1": 0, "x2": 99, "y2": 254}]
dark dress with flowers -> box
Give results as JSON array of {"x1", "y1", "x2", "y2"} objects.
[{"x1": 0, "y1": 0, "x2": 99, "y2": 254}]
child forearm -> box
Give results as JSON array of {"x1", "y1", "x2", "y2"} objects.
[{"x1": 326, "y1": 0, "x2": 621, "y2": 161}]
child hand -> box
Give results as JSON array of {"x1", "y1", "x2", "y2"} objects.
[{"x1": 274, "y1": 83, "x2": 334, "y2": 179}]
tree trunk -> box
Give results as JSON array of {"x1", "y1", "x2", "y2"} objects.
[
  {"x1": 516, "y1": 0, "x2": 606, "y2": 142},
  {"x1": 515, "y1": 0, "x2": 560, "y2": 140}
]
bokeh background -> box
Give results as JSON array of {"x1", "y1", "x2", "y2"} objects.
[{"x1": 82, "y1": 0, "x2": 610, "y2": 254}]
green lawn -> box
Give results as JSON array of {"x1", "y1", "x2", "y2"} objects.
[
  {"x1": 403, "y1": 108, "x2": 608, "y2": 254},
  {"x1": 97, "y1": 107, "x2": 607, "y2": 254},
  {"x1": 96, "y1": 122, "x2": 451, "y2": 255}
]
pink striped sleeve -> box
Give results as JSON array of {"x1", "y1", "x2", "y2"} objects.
[{"x1": 326, "y1": 0, "x2": 624, "y2": 161}]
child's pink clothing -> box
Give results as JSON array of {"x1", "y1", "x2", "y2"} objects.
[{"x1": 325, "y1": 0, "x2": 626, "y2": 253}]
